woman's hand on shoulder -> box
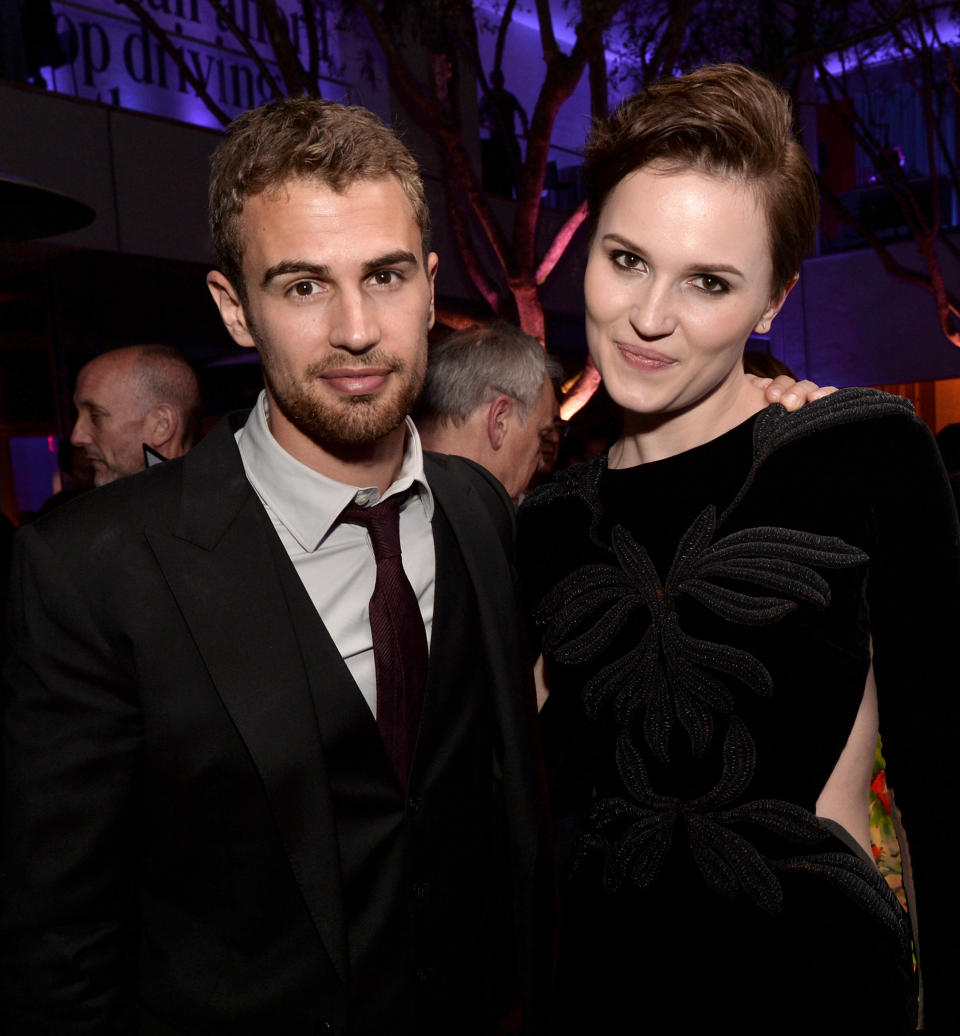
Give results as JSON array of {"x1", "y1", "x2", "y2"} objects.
[{"x1": 750, "y1": 374, "x2": 837, "y2": 411}]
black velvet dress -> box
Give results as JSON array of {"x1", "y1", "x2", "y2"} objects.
[{"x1": 517, "y1": 389, "x2": 960, "y2": 1034}]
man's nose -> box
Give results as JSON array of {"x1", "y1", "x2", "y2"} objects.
[
  {"x1": 328, "y1": 287, "x2": 380, "y2": 352},
  {"x1": 70, "y1": 416, "x2": 90, "y2": 446}
]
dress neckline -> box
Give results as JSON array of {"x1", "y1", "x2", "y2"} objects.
[{"x1": 604, "y1": 411, "x2": 761, "y2": 480}]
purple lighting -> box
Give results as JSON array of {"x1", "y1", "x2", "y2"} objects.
[{"x1": 44, "y1": 0, "x2": 352, "y2": 128}]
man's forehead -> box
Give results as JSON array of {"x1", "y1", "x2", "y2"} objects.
[
  {"x1": 75, "y1": 355, "x2": 135, "y2": 404},
  {"x1": 238, "y1": 175, "x2": 424, "y2": 271},
  {"x1": 244, "y1": 174, "x2": 417, "y2": 225}
]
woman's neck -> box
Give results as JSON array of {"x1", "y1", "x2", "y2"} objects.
[{"x1": 610, "y1": 371, "x2": 767, "y2": 469}]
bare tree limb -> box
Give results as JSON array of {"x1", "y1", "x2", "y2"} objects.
[
  {"x1": 772, "y1": 0, "x2": 916, "y2": 79},
  {"x1": 560, "y1": 355, "x2": 602, "y2": 419},
  {"x1": 114, "y1": 0, "x2": 232, "y2": 124},
  {"x1": 434, "y1": 306, "x2": 482, "y2": 330},
  {"x1": 647, "y1": 0, "x2": 696, "y2": 80},
  {"x1": 203, "y1": 0, "x2": 284, "y2": 100},
  {"x1": 821, "y1": 180, "x2": 960, "y2": 324},
  {"x1": 443, "y1": 168, "x2": 502, "y2": 311},
  {"x1": 354, "y1": 0, "x2": 513, "y2": 274},
  {"x1": 255, "y1": 0, "x2": 313, "y2": 95},
  {"x1": 300, "y1": 0, "x2": 322, "y2": 88},
  {"x1": 493, "y1": 0, "x2": 519, "y2": 75},
  {"x1": 535, "y1": 0, "x2": 559, "y2": 62},
  {"x1": 537, "y1": 200, "x2": 589, "y2": 284}
]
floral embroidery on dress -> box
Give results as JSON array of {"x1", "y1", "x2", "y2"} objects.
[
  {"x1": 573, "y1": 718, "x2": 828, "y2": 912},
  {"x1": 569, "y1": 713, "x2": 911, "y2": 949},
  {"x1": 536, "y1": 506, "x2": 865, "y2": 760}
]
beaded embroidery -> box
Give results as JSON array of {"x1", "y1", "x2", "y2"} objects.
[{"x1": 536, "y1": 507, "x2": 866, "y2": 760}]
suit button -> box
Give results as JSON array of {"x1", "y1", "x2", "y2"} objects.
[
  {"x1": 315, "y1": 1023, "x2": 334, "y2": 1034},
  {"x1": 411, "y1": 881, "x2": 427, "y2": 900},
  {"x1": 408, "y1": 795, "x2": 422, "y2": 814},
  {"x1": 416, "y1": 966, "x2": 434, "y2": 984}
]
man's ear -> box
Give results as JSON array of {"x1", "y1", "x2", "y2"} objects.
[
  {"x1": 144, "y1": 403, "x2": 178, "y2": 454},
  {"x1": 206, "y1": 269, "x2": 256, "y2": 349},
  {"x1": 754, "y1": 274, "x2": 799, "y2": 335},
  {"x1": 486, "y1": 394, "x2": 512, "y2": 450}
]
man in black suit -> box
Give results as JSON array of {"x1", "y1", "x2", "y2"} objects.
[{"x1": 1, "y1": 96, "x2": 551, "y2": 1034}]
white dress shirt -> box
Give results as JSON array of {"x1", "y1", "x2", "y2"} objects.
[{"x1": 237, "y1": 391, "x2": 436, "y2": 717}]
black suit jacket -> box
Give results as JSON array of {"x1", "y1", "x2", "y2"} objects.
[{"x1": 1, "y1": 414, "x2": 552, "y2": 1034}]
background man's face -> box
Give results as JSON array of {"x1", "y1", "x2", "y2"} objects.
[
  {"x1": 226, "y1": 176, "x2": 437, "y2": 461},
  {"x1": 500, "y1": 377, "x2": 558, "y2": 498},
  {"x1": 71, "y1": 357, "x2": 149, "y2": 486}
]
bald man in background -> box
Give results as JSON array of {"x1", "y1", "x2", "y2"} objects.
[{"x1": 71, "y1": 344, "x2": 202, "y2": 486}]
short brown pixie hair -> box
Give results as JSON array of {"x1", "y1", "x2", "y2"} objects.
[
  {"x1": 209, "y1": 95, "x2": 431, "y2": 302},
  {"x1": 583, "y1": 63, "x2": 819, "y2": 297}
]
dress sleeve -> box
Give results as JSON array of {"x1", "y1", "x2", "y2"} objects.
[
  {"x1": 1, "y1": 524, "x2": 141, "y2": 1032},
  {"x1": 865, "y1": 412, "x2": 960, "y2": 1032}
]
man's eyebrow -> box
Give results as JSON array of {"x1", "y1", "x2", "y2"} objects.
[
  {"x1": 261, "y1": 260, "x2": 329, "y2": 288},
  {"x1": 362, "y1": 250, "x2": 419, "y2": 275}
]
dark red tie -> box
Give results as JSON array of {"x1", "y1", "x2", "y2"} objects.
[{"x1": 340, "y1": 492, "x2": 428, "y2": 786}]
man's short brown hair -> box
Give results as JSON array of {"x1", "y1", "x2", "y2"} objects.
[
  {"x1": 583, "y1": 63, "x2": 819, "y2": 297},
  {"x1": 208, "y1": 96, "x2": 431, "y2": 302}
]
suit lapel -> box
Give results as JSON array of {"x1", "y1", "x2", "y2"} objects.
[{"x1": 143, "y1": 415, "x2": 348, "y2": 982}]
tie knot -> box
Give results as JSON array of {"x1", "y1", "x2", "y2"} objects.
[{"x1": 341, "y1": 492, "x2": 405, "y2": 561}]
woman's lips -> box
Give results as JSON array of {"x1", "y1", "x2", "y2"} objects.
[
  {"x1": 321, "y1": 369, "x2": 390, "y2": 395},
  {"x1": 615, "y1": 342, "x2": 676, "y2": 370}
]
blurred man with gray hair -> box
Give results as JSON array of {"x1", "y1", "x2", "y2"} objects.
[{"x1": 416, "y1": 321, "x2": 560, "y2": 500}]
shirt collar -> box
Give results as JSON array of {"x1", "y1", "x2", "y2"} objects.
[{"x1": 237, "y1": 390, "x2": 434, "y2": 552}]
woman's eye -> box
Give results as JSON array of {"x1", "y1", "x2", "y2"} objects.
[
  {"x1": 611, "y1": 250, "x2": 643, "y2": 270},
  {"x1": 694, "y1": 274, "x2": 729, "y2": 294}
]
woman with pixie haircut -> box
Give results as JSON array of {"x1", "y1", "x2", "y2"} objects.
[{"x1": 519, "y1": 64, "x2": 959, "y2": 1033}]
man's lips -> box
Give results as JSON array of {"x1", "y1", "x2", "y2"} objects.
[
  {"x1": 320, "y1": 368, "x2": 391, "y2": 395},
  {"x1": 615, "y1": 342, "x2": 676, "y2": 370}
]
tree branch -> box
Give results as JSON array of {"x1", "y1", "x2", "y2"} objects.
[
  {"x1": 821, "y1": 180, "x2": 960, "y2": 323},
  {"x1": 204, "y1": 0, "x2": 284, "y2": 100},
  {"x1": 773, "y1": 0, "x2": 916, "y2": 79},
  {"x1": 300, "y1": 0, "x2": 322, "y2": 88},
  {"x1": 354, "y1": 0, "x2": 513, "y2": 271},
  {"x1": 536, "y1": 199, "x2": 588, "y2": 284},
  {"x1": 255, "y1": 0, "x2": 313, "y2": 95},
  {"x1": 443, "y1": 169, "x2": 502, "y2": 311},
  {"x1": 493, "y1": 0, "x2": 519, "y2": 75},
  {"x1": 434, "y1": 306, "x2": 482, "y2": 330},
  {"x1": 114, "y1": 0, "x2": 231, "y2": 124},
  {"x1": 535, "y1": 0, "x2": 559, "y2": 62},
  {"x1": 647, "y1": 0, "x2": 696, "y2": 80},
  {"x1": 559, "y1": 355, "x2": 602, "y2": 419}
]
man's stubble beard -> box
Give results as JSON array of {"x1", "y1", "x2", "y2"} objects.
[{"x1": 251, "y1": 322, "x2": 428, "y2": 449}]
